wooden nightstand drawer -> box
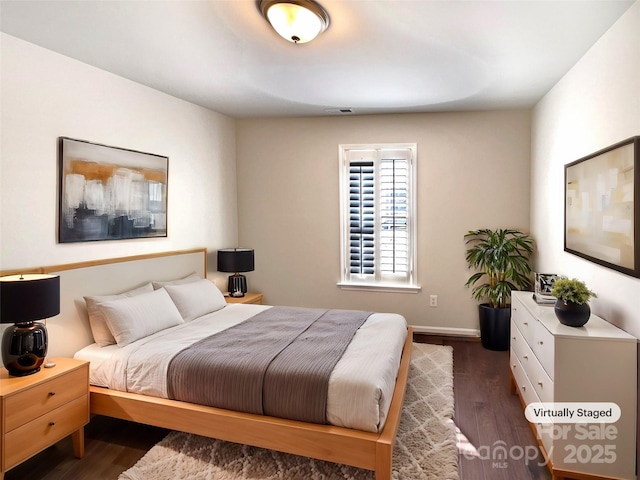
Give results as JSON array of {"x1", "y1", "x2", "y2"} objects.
[
  {"x1": 1, "y1": 358, "x2": 90, "y2": 478},
  {"x1": 4, "y1": 366, "x2": 88, "y2": 433},
  {"x1": 225, "y1": 292, "x2": 263, "y2": 305},
  {"x1": 3, "y1": 394, "x2": 89, "y2": 469}
]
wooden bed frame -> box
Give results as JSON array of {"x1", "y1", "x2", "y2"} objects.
[
  {"x1": 90, "y1": 328, "x2": 412, "y2": 479},
  {"x1": 1, "y1": 249, "x2": 412, "y2": 479}
]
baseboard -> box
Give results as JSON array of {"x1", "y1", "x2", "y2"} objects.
[{"x1": 410, "y1": 325, "x2": 480, "y2": 338}]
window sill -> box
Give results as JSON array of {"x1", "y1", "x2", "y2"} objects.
[{"x1": 336, "y1": 282, "x2": 422, "y2": 294}]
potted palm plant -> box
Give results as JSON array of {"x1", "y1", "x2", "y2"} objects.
[
  {"x1": 550, "y1": 278, "x2": 596, "y2": 327},
  {"x1": 464, "y1": 228, "x2": 534, "y2": 350}
]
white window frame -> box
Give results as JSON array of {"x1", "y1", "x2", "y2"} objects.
[{"x1": 338, "y1": 143, "x2": 420, "y2": 293}]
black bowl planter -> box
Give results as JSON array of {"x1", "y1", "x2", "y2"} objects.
[
  {"x1": 554, "y1": 299, "x2": 591, "y2": 327},
  {"x1": 479, "y1": 304, "x2": 511, "y2": 351}
]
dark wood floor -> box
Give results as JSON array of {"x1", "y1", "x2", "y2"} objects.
[
  {"x1": 417, "y1": 335, "x2": 551, "y2": 480},
  {"x1": 5, "y1": 337, "x2": 551, "y2": 480}
]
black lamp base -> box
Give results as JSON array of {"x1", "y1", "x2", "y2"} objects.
[
  {"x1": 2, "y1": 321, "x2": 48, "y2": 377},
  {"x1": 227, "y1": 273, "x2": 247, "y2": 297}
]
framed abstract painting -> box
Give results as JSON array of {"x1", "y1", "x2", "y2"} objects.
[
  {"x1": 58, "y1": 137, "x2": 168, "y2": 243},
  {"x1": 564, "y1": 136, "x2": 639, "y2": 278}
]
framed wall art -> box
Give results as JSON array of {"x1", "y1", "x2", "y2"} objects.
[
  {"x1": 58, "y1": 137, "x2": 168, "y2": 243},
  {"x1": 564, "y1": 136, "x2": 639, "y2": 278}
]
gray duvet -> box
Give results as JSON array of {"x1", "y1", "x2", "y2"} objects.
[{"x1": 166, "y1": 306, "x2": 371, "y2": 424}]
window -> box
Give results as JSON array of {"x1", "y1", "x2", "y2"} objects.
[{"x1": 338, "y1": 144, "x2": 419, "y2": 292}]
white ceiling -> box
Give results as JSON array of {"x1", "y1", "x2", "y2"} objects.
[{"x1": 0, "y1": 0, "x2": 635, "y2": 118}]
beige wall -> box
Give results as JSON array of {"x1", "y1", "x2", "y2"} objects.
[
  {"x1": 236, "y1": 111, "x2": 531, "y2": 333},
  {"x1": 531, "y1": 1, "x2": 640, "y2": 336},
  {"x1": 0, "y1": 34, "x2": 238, "y2": 287},
  {"x1": 2, "y1": 3, "x2": 636, "y2": 347}
]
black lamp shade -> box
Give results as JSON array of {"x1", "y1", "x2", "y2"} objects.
[
  {"x1": 217, "y1": 248, "x2": 255, "y2": 273},
  {"x1": 217, "y1": 248, "x2": 254, "y2": 296},
  {"x1": 1, "y1": 274, "x2": 60, "y2": 376},
  {"x1": 1, "y1": 274, "x2": 60, "y2": 323}
]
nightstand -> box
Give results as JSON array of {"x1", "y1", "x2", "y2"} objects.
[
  {"x1": 0, "y1": 357, "x2": 89, "y2": 480},
  {"x1": 225, "y1": 292, "x2": 263, "y2": 305}
]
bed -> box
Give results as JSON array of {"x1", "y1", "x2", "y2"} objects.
[{"x1": 27, "y1": 249, "x2": 412, "y2": 479}]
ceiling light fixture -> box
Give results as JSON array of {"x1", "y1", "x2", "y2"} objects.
[{"x1": 258, "y1": 0, "x2": 330, "y2": 44}]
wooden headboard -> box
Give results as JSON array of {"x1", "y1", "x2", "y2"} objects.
[{"x1": 2, "y1": 249, "x2": 207, "y2": 358}]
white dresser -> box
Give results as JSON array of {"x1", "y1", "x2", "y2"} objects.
[{"x1": 510, "y1": 291, "x2": 637, "y2": 480}]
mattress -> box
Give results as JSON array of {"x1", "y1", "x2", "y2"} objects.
[{"x1": 75, "y1": 303, "x2": 407, "y2": 433}]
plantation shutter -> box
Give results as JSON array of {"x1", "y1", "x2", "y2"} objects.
[
  {"x1": 379, "y1": 156, "x2": 409, "y2": 276},
  {"x1": 340, "y1": 143, "x2": 417, "y2": 289},
  {"x1": 349, "y1": 161, "x2": 375, "y2": 275}
]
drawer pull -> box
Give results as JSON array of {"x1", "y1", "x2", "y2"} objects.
[
  {"x1": 538, "y1": 381, "x2": 544, "y2": 387},
  {"x1": 521, "y1": 385, "x2": 526, "y2": 392},
  {"x1": 49, "y1": 422, "x2": 55, "y2": 427},
  {"x1": 512, "y1": 364, "x2": 516, "y2": 368},
  {"x1": 49, "y1": 392, "x2": 56, "y2": 397},
  {"x1": 523, "y1": 355, "x2": 528, "y2": 359},
  {"x1": 538, "y1": 341, "x2": 544, "y2": 345},
  {"x1": 523, "y1": 322, "x2": 528, "y2": 326}
]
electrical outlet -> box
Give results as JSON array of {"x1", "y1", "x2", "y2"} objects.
[{"x1": 430, "y1": 295, "x2": 438, "y2": 307}]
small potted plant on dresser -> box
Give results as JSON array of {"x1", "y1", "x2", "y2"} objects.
[
  {"x1": 550, "y1": 277, "x2": 597, "y2": 327},
  {"x1": 464, "y1": 228, "x2": 534, "y2": 350}
]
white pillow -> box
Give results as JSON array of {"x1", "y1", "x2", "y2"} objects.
[
  {"x1": 84, "y1": 283, "x2": 154, "y2": 347},
  {"x1": 152, "y1": 272, "x2": 201, "y2": 290},
  {"x1": 101, "y1": 288, "x2": 184, "y2": 347},
  {"x1": 164, "y1": 279, "x2": 227, "y2": 322}
]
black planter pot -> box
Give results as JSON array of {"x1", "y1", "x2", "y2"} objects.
[
  {"x1": 479, "y1": 304, "x2": 511, "y2": 351},
  {"x1": 554, "y1": 300, "x2": 590, "y2": 327}
]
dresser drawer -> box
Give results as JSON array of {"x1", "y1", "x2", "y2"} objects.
[
  {"x1": 527, "y1": 354, "x2": 554, "y2": 404},
  {"x1": 512, "y1": 300, "x2": 536, "y2": 346},
  {"x1": 511, "y1": 349, "x2": 555, "y2": 455},
  {"x1": 510, "y1": 348, "x2": 540, "y2": 407},
  {"x1": 511, "y1": 321, "x2": 531, "y2": 365},
  {"x1": 3, "y1": 394, "x2": 89, "y2": 469},
  {"x1": 512, "y1": 326, "x2": 554, "y2": 403},
  {"x1": 531, "y1": 321, "x2": 555, "y2": 379},
  {"x1": 4, "y1": 365, "x2": 88, "y2": 433}
]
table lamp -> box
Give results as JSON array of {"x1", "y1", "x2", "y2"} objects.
[
  {"x1": 217, "y1": 248, "x2": 254, "y2": 297},
  {"x1": 0, "y1": 274, "x2": 60, "y2": 376}
]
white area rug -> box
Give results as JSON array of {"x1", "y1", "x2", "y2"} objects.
[{"x1": 119, "y1": 342, "x2": 458, "y2": 480}]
